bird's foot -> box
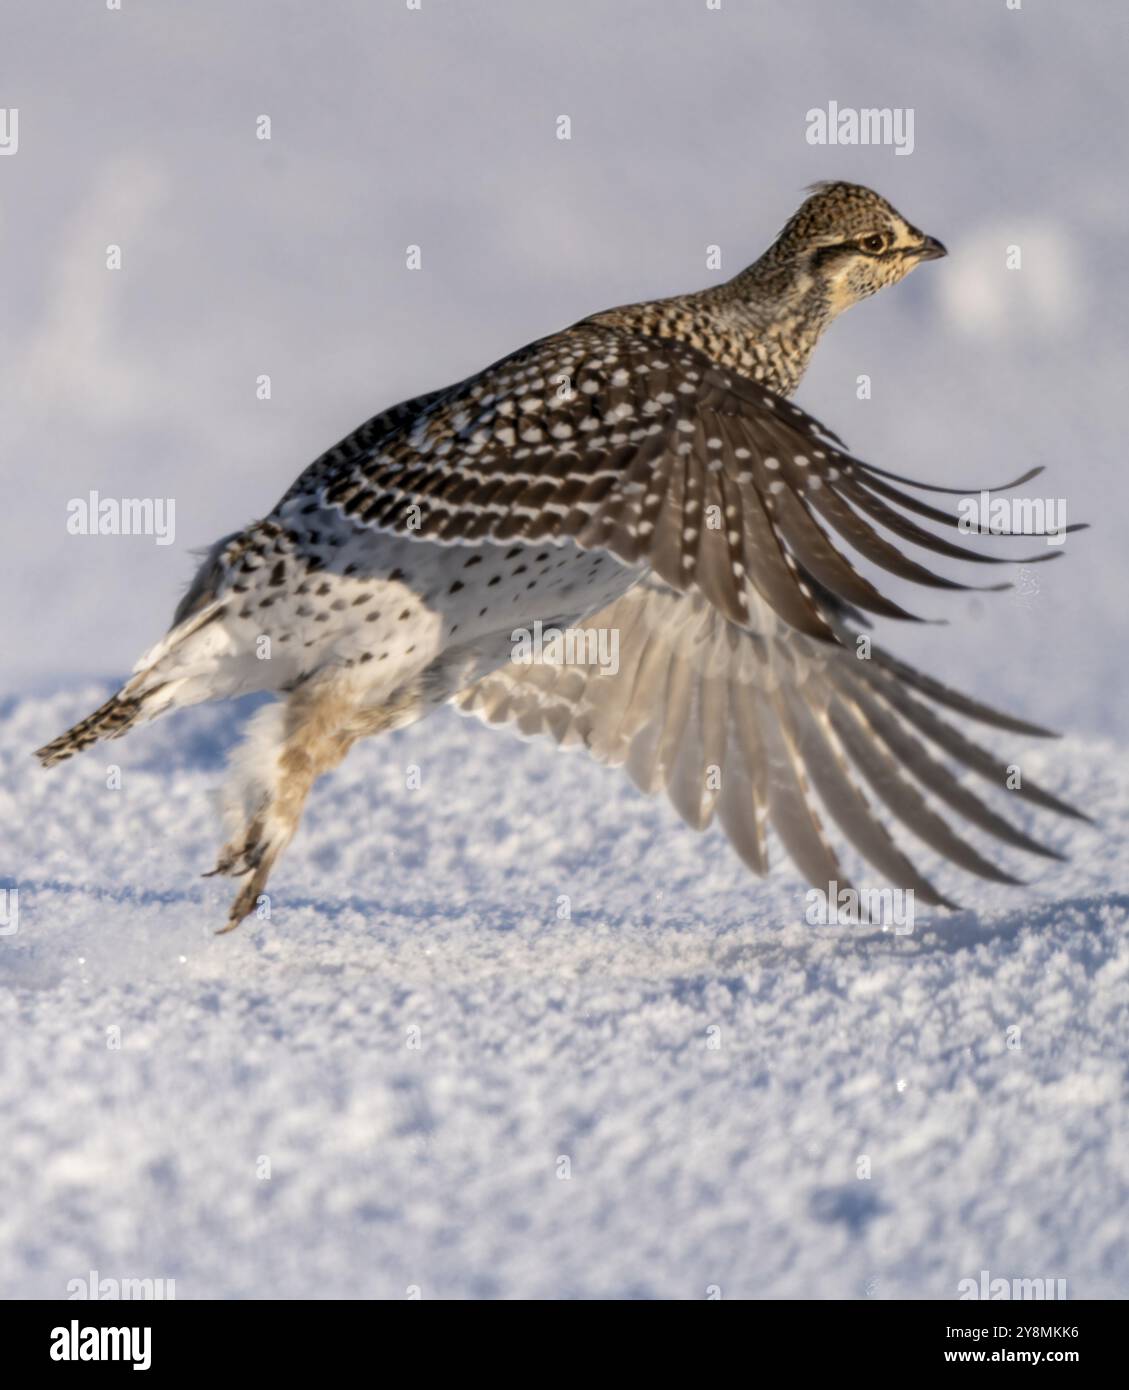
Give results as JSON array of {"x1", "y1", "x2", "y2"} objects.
[
  {"x1": 204, "y1": 810, "x2": 286, "y2": 932},
  {"x1": 216, "y1": 854, "x2": 278, "y2": 934},
  {"x1": 203, "y1": 812, "x2": 270, "y2": 879}
]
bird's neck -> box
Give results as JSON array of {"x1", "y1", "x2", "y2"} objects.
[
  {"x1": 594, "y1": 256, "x2": 835, "y2": 399},
  {"x1": 705, "y1": 256, "x2": 836, "y2": 397}
]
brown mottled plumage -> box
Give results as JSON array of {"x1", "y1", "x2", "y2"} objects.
[{"x1": 36, "y1": 183, "x2": 1084, "y2": 931}]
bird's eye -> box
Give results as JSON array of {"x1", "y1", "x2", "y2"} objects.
[{"x1": 860, "y1": 233, "x2": 888, "y2": 254}]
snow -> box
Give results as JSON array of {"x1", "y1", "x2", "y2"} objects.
[
  {"x1": 2, "y1": 0, "x2": 1128, "y2": 1301},
  {"x1": 2, "y1": 689, "x2": 1127, "y2": 1299}
]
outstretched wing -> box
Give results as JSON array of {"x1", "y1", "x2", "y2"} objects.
[
  {"x1": 454, "y1": 577, "x2": 1086, "y2": 907},
  {"x1": 276, "y1": 323, "x2": 1075, "y2": 642}
]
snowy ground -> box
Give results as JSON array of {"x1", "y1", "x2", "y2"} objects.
[{"x1": 1, "y1": 686, "x2": 1127, "y2": 1299}]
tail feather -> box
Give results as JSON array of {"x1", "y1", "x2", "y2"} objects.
[
  {"x1": 35, "y1": 600, "x2": 231, "y2": 769},
  {"x1": 34, "y1": 689, "x2": 151, "y2": 768}
]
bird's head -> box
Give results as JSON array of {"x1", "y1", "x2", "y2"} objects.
[{"x1": 770, "y1": 181, "x2": 946, "y2": 315}]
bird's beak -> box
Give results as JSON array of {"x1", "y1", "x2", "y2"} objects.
[{"x1": 915, "y1": 235, "x2": 947, "y2": 261}]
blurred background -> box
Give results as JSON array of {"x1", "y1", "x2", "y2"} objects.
[{"x1": 1, "y1": 0, "x2": 1125, "y2": 740}]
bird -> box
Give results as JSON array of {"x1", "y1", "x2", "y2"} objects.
[{"x1": 36, "y1": 181, "x2": 1086, "y2": 932}]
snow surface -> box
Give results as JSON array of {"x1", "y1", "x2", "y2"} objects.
[
  {"x1": 2, "y1": 688, "x2": 1127, "y2": 1299},
  {"x1": 2, "y1": 0, "x2": 1128, "y2": 1301}
]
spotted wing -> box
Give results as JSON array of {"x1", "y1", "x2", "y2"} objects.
[{"x1": 279, "y1": 322, "x2": 1075, "y2": 641}]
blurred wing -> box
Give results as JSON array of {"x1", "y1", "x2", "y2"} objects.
[{"x1": 453, "y1": 577, "x2": 1086, "y2": 906}]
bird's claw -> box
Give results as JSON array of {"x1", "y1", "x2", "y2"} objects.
[{"x1": 205, "y1": 816, "x2": 277, "y2": 931}]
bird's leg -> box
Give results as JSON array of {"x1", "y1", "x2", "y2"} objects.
[{"x1": 209, "y1": 682, "x2": 357, "y2": 933}]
